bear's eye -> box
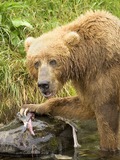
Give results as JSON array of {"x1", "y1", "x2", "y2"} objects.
[
  {"x1": 34, "y1": 61, "x2": 40, "y2": 69},
  {"x1": 49, "y1": 59, "x2": 57, "y2": 67}
]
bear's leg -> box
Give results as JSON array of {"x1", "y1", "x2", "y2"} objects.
[
  {"x1": 20, "y1": 96, "x2": 94, "y2": 120},
  {"x1": 95, "y1": 103, "x2": 119, "y2": 152}
]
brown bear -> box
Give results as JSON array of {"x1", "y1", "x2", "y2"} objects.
[{"x1": 21, "y1": 10, "x2": 120, "y2": 152}]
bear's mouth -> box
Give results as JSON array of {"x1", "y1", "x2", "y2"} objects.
[{"x1": 41, "y1": 91, "x2": 53, "y2": 98}]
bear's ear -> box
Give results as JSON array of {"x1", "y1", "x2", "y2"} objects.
[
  {"x1": 64, "y1": 32, "x2": 80, "y2": 46},
  {"x1": 25, "y1": 37, "x2": 35, "y2": 52}
]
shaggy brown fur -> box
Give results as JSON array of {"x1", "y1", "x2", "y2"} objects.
[{"x1": 22, "y1": 10, "x2": 120, "y2": 151}]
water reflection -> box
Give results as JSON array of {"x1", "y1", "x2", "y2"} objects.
[
  {"x1": 0, "y1": 149, "x2": 120, "y2": 160},
  {"x1": 1, "y1": 147, "x2": 120, "y2": 160}
]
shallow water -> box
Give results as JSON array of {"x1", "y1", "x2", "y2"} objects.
[{"x1": 1, "y1": 149, "x2": 120, "y2": 160}]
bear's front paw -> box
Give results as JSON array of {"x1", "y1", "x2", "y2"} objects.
[
  {"x1": 20, "y1": 104, "x2": 37, "y2": 116},
  {"x1": 20, "y1": 108, "x2": 29, "y2": 117}
]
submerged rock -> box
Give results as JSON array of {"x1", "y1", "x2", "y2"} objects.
[
  {"x1": 54, "y1": 154, "x2": 72, "y2": 159},
  {"x1": 0, "y1": 115, "x2": 74, "y2": 156}
]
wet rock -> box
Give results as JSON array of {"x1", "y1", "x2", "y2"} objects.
[
  {"x1": 0, "y1": 123, "x2": 3, "y2": 128},
  {"x1": 0, "y1": 115, "x2": 74, "y2": 156},
  {"x1": 54, "y1": 154, "x2": 72, "y2": 159}
]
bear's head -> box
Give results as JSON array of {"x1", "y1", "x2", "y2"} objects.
[{"x1": 25, "y1": 30, "x2": 80, "y2": 98}]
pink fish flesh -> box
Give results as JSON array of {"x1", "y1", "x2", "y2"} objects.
[{"x1": 17, "y1": 112, "x2": 35, "y2": 136}]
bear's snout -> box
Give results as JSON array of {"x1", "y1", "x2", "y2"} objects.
[
  {"x1": 38, "y1": 81, "x2": 53, "y2": 98},
  {"x1": 38, "y1": 81, "x2": 49, "y2": 90}
]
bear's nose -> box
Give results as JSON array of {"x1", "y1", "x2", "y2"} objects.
[{"x1": 38, "y1": 81, "x2": 49, "y2": 90}]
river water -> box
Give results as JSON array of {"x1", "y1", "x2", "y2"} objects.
[{"x1": 1, "y1": 148, "x2": 120, "y2": 160}]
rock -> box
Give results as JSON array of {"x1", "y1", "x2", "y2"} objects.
[
  {"x1": 0, "y1": 115, "x2": 74, "y2": 156},
  {"x1": 54, "y1": 154, "x2": 72, "y2": 159},
  {"x1": 0, "y1": 123, "x2": 3, "y2": 128}
]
